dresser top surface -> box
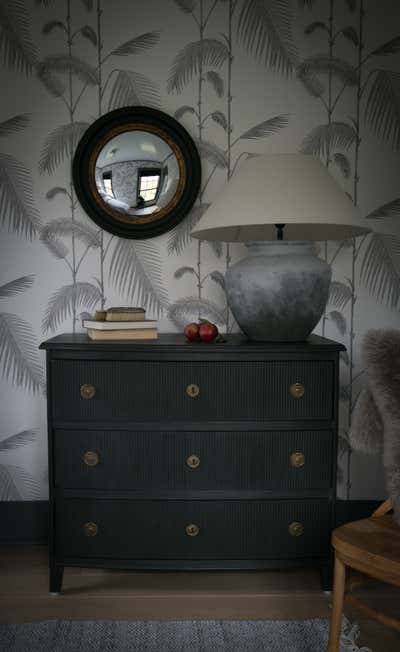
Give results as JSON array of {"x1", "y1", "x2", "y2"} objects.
[{"x1": 40, "y1": 333, "x2": 344, "y2": 353}]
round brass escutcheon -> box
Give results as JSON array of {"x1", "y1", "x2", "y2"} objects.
[
  {"x1": 289, "y1": 383, "x2": 305, "y2": 399},
  {"x1": 290, "y1": 452, "x2": 305, "y2": 468},
  {"x1": 186, "y1": 523, "x2": 200, "y2": 537},
  {"x1": 83, "y1": 450, "x2": 100, "y2": 467},
  {"x1": 186, "y1": 383, "x2": 200, "y2": 398},
  {"x1": 288, "y1": 522, "x2": 304, "y2": 537},
  {"x1": 186, "y1": 454, "x2": 201, "y2": 469},
  {"x1": 83, "y1": 521, "x2": 98, "y2": 537},
  {"x1": 80, "y1": 383, "x2": 96, "y2": 400}
]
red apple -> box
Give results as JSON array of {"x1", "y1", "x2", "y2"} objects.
[
  {"x1": 198, "y1": 322, "x2": 218, "y2": 342},
  {"x1": 184, "y1": 322, "x2": 200, "y2": 341}
]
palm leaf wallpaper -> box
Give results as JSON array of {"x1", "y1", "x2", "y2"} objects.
[{"x1": 0, "y1": 0, "x2": 399, "y2": 502}]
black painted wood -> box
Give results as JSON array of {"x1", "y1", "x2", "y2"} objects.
[
  {"x1": 54, "y1": 429, "x2": 334, "y2": 492},
  {"x1": 40, "y1": 333, "x2": 344, "y2": 592},
  {"x1": 55, "y1": 498, "x2": 331, "y2": 560}
]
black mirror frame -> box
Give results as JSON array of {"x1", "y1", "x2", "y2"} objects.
[{"x1": 72, "y1": 106, "x2": 201, "y2": 239}]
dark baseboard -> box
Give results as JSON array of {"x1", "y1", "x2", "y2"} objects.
[
  {"x1": 0, "y1": 499, "x2": 381, "y2": 546},
  {"x1": 0, "y1": 500, "x2": 48, "y2": 545}
]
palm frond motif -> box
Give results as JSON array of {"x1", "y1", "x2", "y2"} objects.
[
  {"x1": 0, "y1": 430, "x2": 37, "y2": 452},
  {"x1": 341, "y1": 26, "x2": 358, "y2": 47},
  {"x1": 36, "y1": 62, "x2": 66, "y2": 97},
  {"x1": 365, "y1": 70, "x2": 400, "y2": 150},
  {"x1": 108, "y1": 31, "x2": 160, "y2": 57},
  {"x1": 300, "y1": 122, "x2": 356, "y2": 157},
  {"x1": 239, "y1": 114, "x2": 289, "y2": 139},
  {"x1": 110, "y1": 240, "x2": 168, "y2": 318},
  {"x1": 359, "y1": 233, "x2": 400, "y2": 309},
  {"x1": 42, "y1": 20, "x2": 66, "y2": 35},
  {"x1": 333, "y1": 152, "x2": 351, "y2": 178},
  {"x1": 206, "y1": 71, "x2": 224, "y2": 97},
  {"x1": 196, "y1": 140, "x2": 227, "y2": 168},
  {"x1": 108, "y1": 70, "x2": 160, "y2": 109},
  {"x1": 371, "y1": 36, "x2": 400, "y2": 57},
  {"x1": 0, "y1": 154, "x2": 41, "y2": 238},
  {"x1": 0, "y1": 312, "x2": 44, "y2": 392},
  {"x1": 41, "y1": 219, "x2": 101, "y2": 248},
  {"x1": 167, "y1": 39, "x2": 229, "y2": 93},
  {"x1": 297, "y1": 55, "x2": 358, "y2": 86},
  {"x1": 39, "y1": 122, "x2": 89, "y2": 175},
  {"x1": 209, "y1": 270, "x2": 225, "y2": 290},
  {"x1": 0, "y1": 114, "x2": 30, "y2": 137},
  {"x1": 0, "y1": 0, "x2": 37, "y2": 75},
  {"x1": 328, "y1": 281, "x2": 352, "y2": 310},
  {"x1": 40, "y1": 234, "x2": 68, "y2": 260},
  {"x1": 80, "y1": 26, "x2": 97, "y2": 46},
  {"x1": 38, "y1": 54, "x2": 98, "y2": 85},
  {"x1": 167, "y1": 204, "x2": 210, "y2": 255},
  {"x1": 173, "y1": 0, "x2": 197, "y2": 12},
  {"x1": 174, "y1": 266, "x2": 196, "y2": 279},
  {"x1": 340, "y1": 350, "x2": 350, "y2": 366},
  {"x1": 304, "y1": 22, "x2": 329, "y2": 36},
  {"x1": 46, "y1": 186, "x2": 68, "y2": 200},
  {"x1": 168, "y1": 297, "x2": 225, "y2": 329},
  {"x1": 211, "y1": 111, "x2": 228, "y2": 131},
  {"x1": 206, "y1": 240, "x2": 223, "y2": 259},
  {"x1": 174, "y1": 105, "x2": 196, "y2": 120},
  {"x1": 297, "y1": 67, "x2": 324, "y2": 98},
  {"x1": 0, "y1": 464, "x2": 41, "y2": 500},
  {"x1": 328, "y1": 310, "x2": 346, "y2": 335},
  {"x1": 42, "y1": 282, "x2": 102, "y2": 333},
  {"x1": 237, "y1": 0, "x2": 297, "y2": 78},
  {"x1": 0, "y1": 275, "x2": 33, "y2": 298},
  {"x1": 365, "y1": 197, "x2": 400, "y2": 220}
]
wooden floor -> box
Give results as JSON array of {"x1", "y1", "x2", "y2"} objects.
[{"x1": 1, "y1": 547, "x2": 399, "y2": 651}]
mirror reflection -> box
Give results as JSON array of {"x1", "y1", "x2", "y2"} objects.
[{"x1": 95, "y1": 130, "x2": 180, "y2": 217}]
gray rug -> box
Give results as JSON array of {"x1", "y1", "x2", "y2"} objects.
[{"x1": 0, "y1": 618, "x2": 369, "y2": 652}]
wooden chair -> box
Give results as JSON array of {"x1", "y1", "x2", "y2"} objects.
[{"x1": 328, "y1": 498, "x2": 400, "y2": 651}]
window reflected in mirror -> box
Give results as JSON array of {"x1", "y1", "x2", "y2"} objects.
[{"x1": 94, "y1": 130, "x2": 180, "y2": 219}]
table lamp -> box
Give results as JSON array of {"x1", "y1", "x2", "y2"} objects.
[{"x1": 191, "y1": 154, "x2": 371, "y2": 341}]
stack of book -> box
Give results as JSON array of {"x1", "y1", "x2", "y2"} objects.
[{"x1": 83, "y1": 307, "x2": 158, "y2": 341}]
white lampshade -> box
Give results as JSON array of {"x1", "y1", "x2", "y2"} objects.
[{"x1": 191, "y1": 154, "x2": 370, "y2": 242}]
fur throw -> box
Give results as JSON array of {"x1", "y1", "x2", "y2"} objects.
[{"x1": 350, "y1": 329, "x2": 400, "y2": 525}]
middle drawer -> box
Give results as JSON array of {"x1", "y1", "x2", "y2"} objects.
[{"x1": 54, "y1": 429, "x2": 333, "y2": 492}]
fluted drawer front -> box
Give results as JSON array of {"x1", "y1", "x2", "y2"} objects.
[
  {"x1": 55, "y1": 499, "x2": 331, "y2": 560},
  {"x1": 51, "y1": 359, "x2": 334, "y2": 422},
  {"x1": 54, "y1": 429, "x2": 333, "y2": 491}
]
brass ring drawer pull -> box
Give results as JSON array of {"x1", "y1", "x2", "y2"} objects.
[
  {"x1": 83, "y1": 450, "x2": 100, "y2": 467},
  {"x1": 186, "y1": 455, "x2": 201, "y2": 469},
  {"x1": 186, "y1": 383, "x2": 200, "y2": 398},
  {"x1": 83, "y1": 521, "x2": 98, "y2": 537},
  {"x1": 290, "y1": 452, "x2": 305, "y2": 468},
  {"x1": 186, "y1": 523, "x2": 200, "y2": 537},
  {"x1": 289, "y1": 383, "x2": 305, "y2": 399},
  {"x1": 288, "y1": 522, "x2": 304, "y2": 537},
  {"x1": 80, "y1": 384, "x2": 96, "y2": 399}
]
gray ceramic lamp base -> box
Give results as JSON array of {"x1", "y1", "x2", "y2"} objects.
[{"x1": 225, "y1": 241, "x2": 331, "y2": 342}]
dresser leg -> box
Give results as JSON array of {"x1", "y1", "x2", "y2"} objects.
[
  {"x1": 320, "y1": 563, "x2": 333, "y2": 591},
  {"x1": 49, "y1": 565, "x2": 64, "y2": 595}
]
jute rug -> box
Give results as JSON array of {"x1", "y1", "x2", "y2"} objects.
[{"x1": 0, "y1": 617, "x2": 371, "y2": 651}]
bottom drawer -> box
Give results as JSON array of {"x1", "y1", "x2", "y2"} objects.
[{"x1": 55, "y1": 499, "x2": 331, "y2": 560}]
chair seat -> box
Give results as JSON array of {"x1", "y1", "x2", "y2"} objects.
[{"x1": 332, "y1": 515, "x2": 400, "y2": 587}]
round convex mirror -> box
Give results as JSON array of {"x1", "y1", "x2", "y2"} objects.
[{"x1": 73, "y1": 107, "x2": 201, "y2": 239}]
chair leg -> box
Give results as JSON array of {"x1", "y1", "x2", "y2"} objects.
[{"x1": 328, "y1": 555, "x2": 346, "y2": 652}]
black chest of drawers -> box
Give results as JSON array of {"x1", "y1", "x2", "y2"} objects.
[{"x1": 40, "y1": 333, "x2": 344, "y2": 593}]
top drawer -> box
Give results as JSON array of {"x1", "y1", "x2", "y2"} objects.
[{"x1": 51, "y1": 359, "x2": 334, "y2": 423}]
